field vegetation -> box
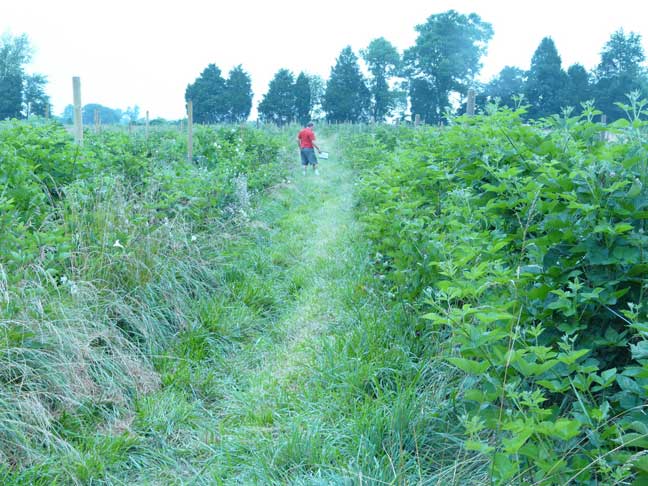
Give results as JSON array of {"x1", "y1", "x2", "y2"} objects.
[
  {"x1": 1, "y1": 102, "x2": 647, "y2": 484},
  {"x1": 341, "y1": 97, "x2": 648, "y2": 484}
]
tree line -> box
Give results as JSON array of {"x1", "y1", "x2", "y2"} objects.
[
  {"x1": 186, "y1": 10, "x2": 648, "y2": 124},
  {"x1": 2, "y1": 10, "x2": 647, "y2": 125}
]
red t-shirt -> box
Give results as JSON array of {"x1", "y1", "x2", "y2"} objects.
[{"x1": 298, "y1": 127, "x2": 316, "y2": 148}]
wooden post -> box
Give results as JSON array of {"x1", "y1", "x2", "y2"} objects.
[
  {"x1": 145, "y1": 110, "x2": 150, "y2": 140},
  {"x1": 414, "y1": 114, "x2": 421, "y2": 126},
  {"x1": 601, "y1": 114, "x2": 608, "y2": 141},
  {"x1": 45, "y1": 103, "x2": 50, "y2": 119},
  {"x1": 72, "y1": 76, "x2": 83, "y2": 145},
  {"x1": 467, "y1": 88, "x2": 476, "y2": 116},
  {"x1": 94, "y1": 108, "x2": 100, "y2": 133},
  {"x1": 187, "y1": 100, "x2": 193, "y2": 162}
]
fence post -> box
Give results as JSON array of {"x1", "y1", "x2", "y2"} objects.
[
  {"x1": 600, "y1": 114, "x2": 608, "y2": 141},
  {"x1": 72, "y1": 76, "x2": 83, "y2": 145},
  {"x1": 414, "y1": 114, "x2": 421, "y2": 127},
  {"x1": 187, "y1": 100, "x2": 193, "y2": 162},
  {"x1": 145, "y1": 110, "x2": 150, "y2": 141},
  {"x1": 467, "y1": 88, "x2": 476, "y2": 116},
  {"x1": 94, "y1": 107, "x2": 100, "y2": 133}
]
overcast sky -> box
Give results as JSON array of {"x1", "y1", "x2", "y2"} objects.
[{"x1": 2, "y1": 0, "x2": 648, "y2": 120}]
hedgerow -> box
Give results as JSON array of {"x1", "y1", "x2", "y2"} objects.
[{"x1": 343, "y1": 99, "x2": 648, "y2": 484}]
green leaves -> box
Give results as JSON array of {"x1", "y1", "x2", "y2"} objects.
[
  {"x1": 344, "y1": 104, "x2": 648, "y2": 484},
  {"x1": 446, "y1": 357, "x2": 490, "y2": 374}
]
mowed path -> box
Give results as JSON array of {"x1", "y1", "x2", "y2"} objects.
[{"x1": 190, "y1": 137, "x2": 368, "y2": 484}]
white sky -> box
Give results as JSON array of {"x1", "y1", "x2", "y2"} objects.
[{"x1": 2, "y1": 0, "x2": 648, "y2": 120}]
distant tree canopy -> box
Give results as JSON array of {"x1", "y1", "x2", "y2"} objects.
[
  {"x1": 361, "y1": 37, "x2": 401, "y2": 121},
  {"x1": 82, "y1": 104, "x2": 123, "y2": 125},
  {"x1": 323, "y1": 46, "x2": 371, "y2": 123},
  {"x1": 60, "y1": 103, "x2": 139, "y2": 125},
  {"x1": 258, "y1": 69, "x2": 296, "y2": 125},
  {"x1": 476, "y1": 30, "x2": 648, "y2": 121},
  {"x1": 185, "y1": 63, "x2": 253, "y2": 124},
  {"x1": 564, "y1": 63, "x2": 591, "y2": 113},
  {"x1": 226, "y1": 65, "x2": 253, "y2": 123},
  {"x1": 484, "y1": 66, "x2": 526, "y2": 109},
  {"x1": 405, "y1": 10, "x2": 493, "y2": 123},
  {"x1": 0, "y1": 33, "x2": 50, "y2": 120},
  {"x1": 293, "y1": 72, "x2": 312, "y2": 126},
  {"x1": 594, "y1": 29, "x2": 647, "y2": 120},
  {"x1": 525, "y1": 37, "x2": 568, "y2": 119},
  {"x1": 180, "y1": 11, "x2": 647, "y2": 126}
]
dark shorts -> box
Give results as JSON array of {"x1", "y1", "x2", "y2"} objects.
[{"x1": 300, "y1": 148, "x2": 317, "y2": 166}]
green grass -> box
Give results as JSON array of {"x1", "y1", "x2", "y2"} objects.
[{"x1": 3, "y1": 133, "x2": 483, "y2": 485}]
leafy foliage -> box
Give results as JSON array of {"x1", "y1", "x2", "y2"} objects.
[
  {"x1": 404, "y1": 10, "x2": 493, "y2": 123},
  {"x1": 361, "y1": 37, "x2": 401, "y2": 121},
  {"x1": 343, "y1": 101, "x2": 648, "y2": 484},
  {"x1": 0, "y1": 33, "x2": 50, "y2": 120},
  {"x1": 0, "y1": 118, "x2": 290, "y2": 476},
  {"x1": 594, "y1": 29, "x2": 648, "y2": 121}
]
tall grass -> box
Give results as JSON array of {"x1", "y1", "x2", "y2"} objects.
[{"x1": 0, "y1": 120, "x2": 292, "y2": 483}]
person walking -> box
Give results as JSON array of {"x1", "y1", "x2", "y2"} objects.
[{"x1": 297, "y1": 122, "x2": 321, "y2": 176}]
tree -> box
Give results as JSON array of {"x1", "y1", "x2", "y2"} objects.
[
  {"x1": 0, "y1": 72, "x2": 23, "y2": 119},
  {"x1": 404, "y1": 10, "x2": 493, "y2": 123},
  {"x1": 525, "y1": 37, "x2": 568, "y2": 119},
  {"x1": 81, "y1": 103, "x2": 122, "y2": 125},
  {"x1": 484, "y1": 66, "x2": 526, "y2": 109},
  {"x1": 258, "y1": 69, "x2": 295, "y2": 125},
  {"x1": 225, "y1": 65, "x2": 252, "y2": 123},
  {"x1": 594, "y1": 30, "x2": 647, "y2": 120},
  {"x1": 409, "y1": 77, "x2": 439, "y2": 123},
  {"x1": 564, "y1": 64, "x2": 591, "y2": 114},
  {"x1": 185, "y1": 64, "x2": 228, "y2": 124},
  {"x1": 362, "y1": 37, "x2": 401, "y2": 121},
  {"x1": 0, "y1": 33, "x2": 42, "y2": 120},
  {"x1": 294, "y1": 72, "x2": 312, "y2": 125},
  {"x1": 308, "y1": 74, "x2": 325, "y2": 120},
  {"x1": 323, "y1": 46, "x2": 371, "y2": 123},
  {"x1": 22, "y1": 73, "x2": 50, "y2": 117}
]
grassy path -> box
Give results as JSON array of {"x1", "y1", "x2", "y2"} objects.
[
  {"x1": 204, "y1": 141, "x2": 366, "y2": 482},
  {"x1": 112, "y1": 138, "x2": 427, "y2": 485},
  {"x1": 65, "y1": 137, "x2": 438, "y2": 485}
]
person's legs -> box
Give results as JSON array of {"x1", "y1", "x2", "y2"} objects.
[
  {"x1": 304, "y1": 148, "x2": 318, "y2": 175},
  {"x1": 300, "y1": 149, "x2": 308, "y2": 175}
]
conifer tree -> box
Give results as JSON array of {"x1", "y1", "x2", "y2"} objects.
[
  {"x1": 226, "y1": 65, "x2": 253, "y2": 123},
  {"x1": 185, "y1": 64, "x2": 228, "y2": 124},
  {"x1": 294, "y1": 72, "x2": 312, "y2": 125},
  {"x1": 525, "y1": 37, "x2": 567, "y2": 119},
  {"x1": 323, "y1": 46, "x2": 370, "y2": 123},
  {"x1": 258, "y1": 69, "x2": 295, "y2": 125}
]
